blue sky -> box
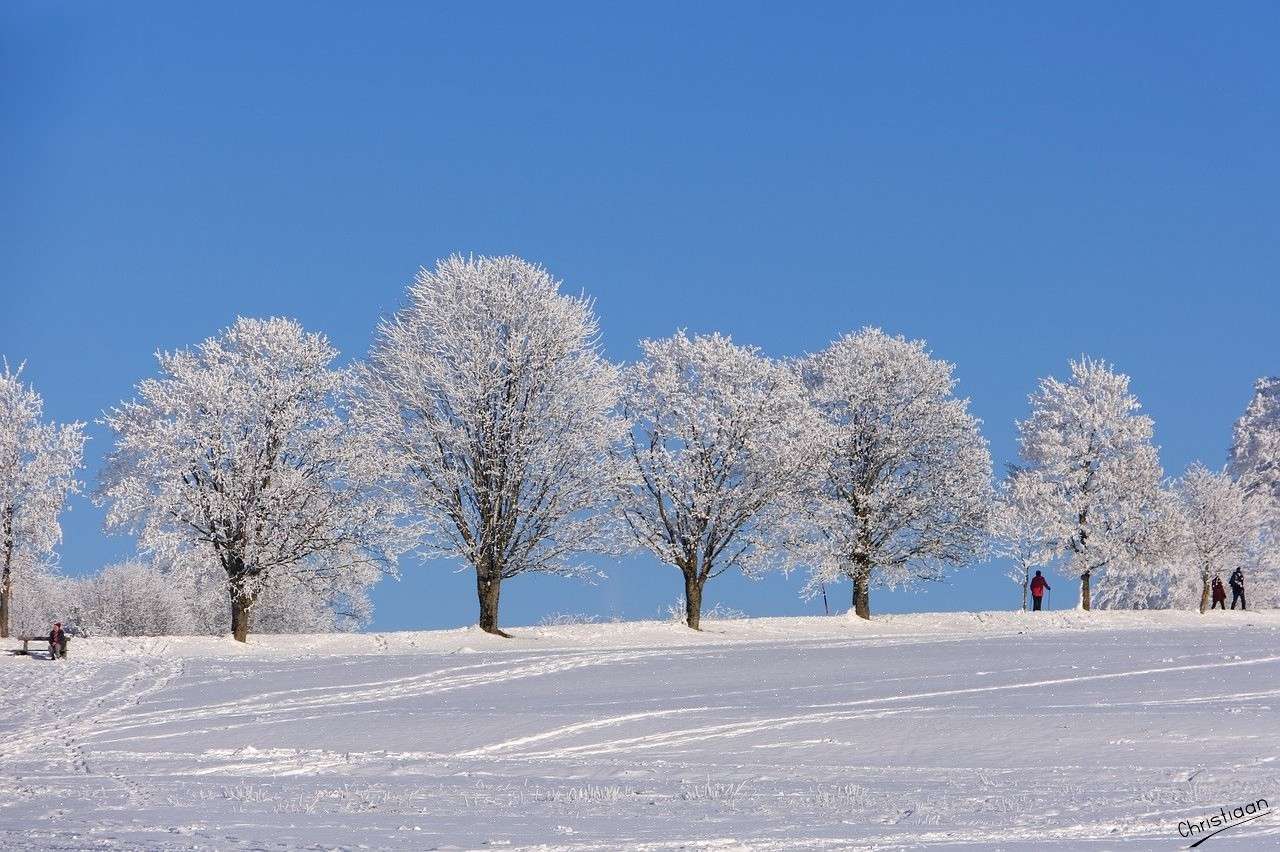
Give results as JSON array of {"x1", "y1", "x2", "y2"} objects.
[{"x1": 3, "y1": 2, "x2": 1277, "y2": 629}]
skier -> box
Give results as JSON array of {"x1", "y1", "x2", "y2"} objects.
[
  {"x1": 48, "y1": 622, "x2": 69, "y2": 660},
  {"x1": 1029, "y1": 570, "x2": 1050, "y2": 611},
  {"x1": 1210, "y1": 576, "x2": 1227, "y2": 610},
  {"x1": 1229, "y1": 567, "x2": 1246, "y2": 610}
]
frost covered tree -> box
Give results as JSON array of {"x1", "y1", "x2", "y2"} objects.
[
  {"x1": 1014, "y1": 358, "x2": 1166, "y2": 610},
  {"x1": 797, "y1": 329, "x2": 992, "y2": 619},
  {"x1": 1088, "y1": 484, "x2": 1185, "y2": 611},
  {"x1": 162, "y1": 551, "x2": 372, "y2": 635},
  {"x1": 73, "y1": 561, "x2": 196, "y2": 637},
  {"x1": 14, "y1": 553, "x2": 370, "y2": 638},
  {"x1": 1173, "y1": 463, "x2": 1270, "y2": 613},
  {"x1": 991, "y1": 465, "x2": 1063, "y2": 611},
  {"x1": 8, "y1": 568, "x2": 80, "y2": 638},
  {"x1": 353, "y1": 255, "x2": 629, "y2": 637},
  {"x1": 0, "y1": 361, "x2": 86, "y2": 638},
  {"x1": 617, "y1": 331, "x2": 819, "y2": 630},
  {"x1": 1229, "y1": 376, "x2": 1280, "y2": 512},
  {"x1": 98, "y1": 317, "x2": 408, "y2": 642}
]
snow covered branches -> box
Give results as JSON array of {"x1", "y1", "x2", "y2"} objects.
[
  {"x1": 0, "y1": 361, "x2": 86, "y2": 637},
  {"x1": 98, "y1": 317, "x2": 409, "y2": 642},
  {"x1": 1172, "y1": 463, "x2": 1271, "y2": 613},
  {"x1": 1013, "y1": 358, "x2": 1167, "y2": 610},
  {"x1": 796, "y1": 329, "x2": 992, "y2": 619},
  {"x1": 616, "y1": 331, "x2": 819, "y2": 630},
  {"x1": 353, "y1": 255, "x2": 629, "y2": 637},
  {"x1": 16, "y1": 251, "x2": 1278, "y2": 632},
  {"x1": 1230, "y1": 376, "x2": 1280, "y2": 513},
  {"x1": 991, "y1": 466, "x2": 1063, "y2": 611}
]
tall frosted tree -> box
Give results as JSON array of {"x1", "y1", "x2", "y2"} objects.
[
  {"x1": 797, "y1": 329, "x2": 992, "y2": 619},
  {"x1": 1229, "y1": 376, "x2": 1280, "y2": 511},
  {"x1": 1173, "y1": 463, "x2": 1270, "y2": 613},
  {"x1": 991, "y1": 465, "x2": 1063, "y2": 611},
  {"x1": 98, "y1": 317, "x2": 408, "y2": 642},
  {"x1": 617, "y1": 331, "x2": 819, "y2": 630},
  {"x1": 353, "y1": 255, "x2": 629, "y2": 637},
  {"x1": 1014, "y1": 358, "x2": 1166, "y2": 610},
  {"x1": 1087, "y1": 484, "x2": 1185, "y2": 611},
  {"x1": 0, "y1": 362, "x2": 86, "y2": 637}
]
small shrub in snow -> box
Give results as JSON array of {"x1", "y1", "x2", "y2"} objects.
[
  {"x1": 806, "y1": 783, "x2": 878, "y2": 810},
  {"x1": 705, "y1": 603, "x2": 748, "y2": 621},
  {"x1": 677, "y1": 778, "x2": 750, "y2": 801},
  {"x1": 537, "y1": 612, "x2": 601, "y2": 626},
  {"x1": 662, "y1": 597, "x2": 747, "y2": 625},
  {"x1": 530, "y1": 784, "x2": 631, "y2": 805}
]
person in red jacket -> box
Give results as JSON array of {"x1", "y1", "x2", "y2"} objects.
[
  {"x1": 1211, "y1": 576, "x2": 1227, "y2": 610},
  {"x1": 1029, "y1": 571, "x2": 1050, "y2": 611},
  {"x1": 48, "y1": 622, "x2": 69, "y2": 660}
]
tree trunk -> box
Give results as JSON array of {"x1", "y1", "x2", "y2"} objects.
[
  {"x1": 1075, "y1": 510, "x2": 1091, "y2": 611},
  {"x1": 477, "y1": 573, "x2": 511, "y2": 638},
  {"x1": 852, "y1": 563, "x2": 871, "y2": 620},
  {"x1": 230, "y1": 585, "x2": 255, "y2": 643},
  {"x1": 1020, "y1": 566, "x2": 1029, "y2": 612},
  {"x1": 1199, "y1": 569, "x2": 1210, "y2": 614},
  {"x1": 0, "y1": 566, "x2": 10, "y2": 639},
  {"x1": 1, "y1": 512, "x2": 12, "y2": 639},
  {"x1": 683, "y1": 570, "x2": 703, "y2": 631}
]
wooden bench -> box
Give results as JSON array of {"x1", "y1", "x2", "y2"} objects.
[{"x1": 13, "y1": 636, "x2": 60, "y2": 658}]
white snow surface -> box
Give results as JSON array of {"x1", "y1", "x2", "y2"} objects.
[{"x1": 3, "y1": 610, "x2": 1279, "y2": 850}]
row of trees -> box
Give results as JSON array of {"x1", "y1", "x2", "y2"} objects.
[
  {"x1": 3, "y1": 255, "x2": 1277, "y2": 640},
  {"x1": 992, "y1": 362, "x2": 1277, "y2": 613}
]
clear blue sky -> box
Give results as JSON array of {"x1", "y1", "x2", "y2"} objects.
[{"x1": 3, "y1": 3, "x2": 1277, "y2": 629}]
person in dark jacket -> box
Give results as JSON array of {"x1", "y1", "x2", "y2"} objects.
[
  {"x1": 1029, "y1": 570, "x2": 1050, "y2": 611},
  {"x1": 1211, "y1": 576, "x2": 1227, "y2": 610},
  {"x1": 48, "y1": 622, "x2": 69, "y2": 660},
  {"x1": 1229, "y1": 567, "x2": 1246, "y2": 610}
]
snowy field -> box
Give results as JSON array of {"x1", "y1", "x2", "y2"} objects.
[{"x1": 3, "y1": 611, "x2": 1279, "y2": 851}]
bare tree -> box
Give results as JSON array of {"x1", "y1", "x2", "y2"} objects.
[{"x1": 353, "y1": 255, "x2": 629, "y2": 637}]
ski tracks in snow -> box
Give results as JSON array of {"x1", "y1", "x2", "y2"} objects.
[
  {"x1": 5, "y1": 623, "x2": 1280, "y2": 850},
  {"x1": 449, "y1": 652, "x2": 1280, "y2": 763},
  {"x1": 89, "y1": 648, "x2": 677, "y2": 745},
  {"x1": 1, "y1": 642, "x2": 186, "y2": 811}
]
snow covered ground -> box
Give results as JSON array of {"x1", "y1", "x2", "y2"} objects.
[{"x1": 3, "y1": 610, "x2": 1279, "y2": 850}]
